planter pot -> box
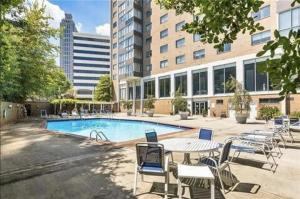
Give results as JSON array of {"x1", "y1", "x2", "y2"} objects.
[
  {"x1": 235, "y1": 113, "x2": 248, "y2": 124},
  {"x1": 146, "y1": 110, "x2": 154, "y2": 117},
  {"x1": 179, "y1": 111, "x2": 189, "y2": 120},
  {"x1": 127, "y1": 110, "x2": 132, "y2": 116}
]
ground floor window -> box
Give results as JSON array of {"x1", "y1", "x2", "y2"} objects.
[
  {"x1": 159, "y1": 76, "x2": 170, "y2": 97},
  {"x1": 136, "y1": 85, "x2": 141, "y2": 99},
  {"x1": 128, "y1": 87, "x2": 133, "y2": 100},
  {"x1": 144, "y1": 79, "x2": 155, "y2": 98},
  {"x1": 120, "y1": 86, "x2": 126, "y2": 100},
  {"x1": 175, "y1": 73, "x2": 187, "y2": 96},
  {"x1": 214, "y1": 63, "x2": 236, "y2": 94},
  {"x1": 192, "y1": 69, "x2": 208, "y2": 95},
  {"x1": 244, "y1": 57, "x2": 279, "y2": 92}
]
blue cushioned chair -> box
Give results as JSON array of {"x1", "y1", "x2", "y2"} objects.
[
  {"x1": 199, "y1": 128, "x2": 213, "y2": 141},
  {"x1": 145, "y1": 130, "x2": 174, "y2": 162},
  {"x1": 133, "y1": 143, "x2": 170, "y2": 199}
]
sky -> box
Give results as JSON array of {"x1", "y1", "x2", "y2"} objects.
[{"x1": 46, "y1": 0, "x2": 111, "y2": 35}]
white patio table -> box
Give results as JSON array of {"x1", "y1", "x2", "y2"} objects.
[{"x1": 159, "y1": 138, "x2": 219, "y2": 164}]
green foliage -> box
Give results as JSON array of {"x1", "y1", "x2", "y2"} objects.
[
  {"x1": 144, "y1": 95, "x2": 155, "y2": 110},
  {"x1": 226, "y1": 77, "x2": 252, "y2": 114},
  {"x1": 257, "y1": 29, "x2": 300, "y2": 98},
  {"x1": 258, "y1": 106, "x2": 281, "y2": 121},
  {"x1": 202, "y1": 108, "x2": 208, "y2": 117},
  {"x1": 171, "y1": 90, "x2": 188, "y2": 112},
  {"x1": 0, "y1": 1, "x2": 64, "y2": 103},
  {"x1": 50, "y1": 98, "x2": 78, "y2": 105},
  {"x1": 121, "y1": 101, "x2": 133, "y2": 110},
  {"x1": 290, "y1": 111, "x2": 300, "y2": 118},
  {"x1": 94, "y1": 75, "x2": 113, "y2": 102}
]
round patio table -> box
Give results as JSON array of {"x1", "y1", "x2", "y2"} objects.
[{"x1": 159, "y1": 138, "x2": 220, "y2": 164}]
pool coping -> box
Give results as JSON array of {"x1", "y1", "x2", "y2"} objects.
[{"x1": 42, "y1": 117, "x2": 197, "y2": 147}]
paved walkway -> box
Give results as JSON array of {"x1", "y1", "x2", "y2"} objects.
[{"x1": 1, "y1": 116, "x2": 300, "y2": 199}]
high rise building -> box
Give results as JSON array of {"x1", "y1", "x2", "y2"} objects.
[
  {"x1": 111, "y1": 0, "x2": 300, "y2": 117},
  {"x1": 60, "y1": 13, "x2": 77, "y2": 81},
  {"x1": 73, "y1": 32, "x2": 110, "y2": 99}
]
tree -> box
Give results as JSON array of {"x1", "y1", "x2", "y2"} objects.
[
  {"x1": 94, "y1": 75, "x2": 113, "y2": 102},
  {"x1": 157, "y1": 0, "x2": 300, "y2": 97},
  {"x1": 0, "y1": 0, "x2": 62, "y2": 102}
]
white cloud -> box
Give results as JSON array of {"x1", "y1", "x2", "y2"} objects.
[
  {"x1": 95, "y1": 23, "x2": 110, "y2": 36},
  {"x1": 26, "y1": 0, "x2": 65, "y2": 29},
  {"x1": 76, "y1": 22, "x2": 82, "y2": 32}
]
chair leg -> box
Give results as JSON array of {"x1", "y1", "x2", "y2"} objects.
[
  {"x1": 165, "y1": 174, "x2": 169, "y2": 199},
  {"x1": 133, "y1": 168, "x2": 138, "y2": 195},
  {"x1": 177, "y1": 178, "x2": 182, "y2": 199},
  {"x1": 216, "y1": 168, "x2": 225, "y2": 194}
]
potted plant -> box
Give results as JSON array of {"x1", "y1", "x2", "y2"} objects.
[
  {"x1": 144, "y1": 95, "x2": 155, "y2": 117},
  {"x1": 259, "y1": 106, "x2": 281, "y2": 122},
  {"x1": 121, "y1": 101, "x2": 133, "y2": 116},
  {"x1": 227, "y1": 78, "x2": 252, "y2": 124},
  {"x1": 202, "y1": 108, "x2": 208, "y2": 117},
  {"x1": 171, "y1": 90, "x2": 189, "y2": 120}
]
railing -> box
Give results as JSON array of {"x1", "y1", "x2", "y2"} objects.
[{"x1": 90, "y1": 130, "x2": 109, "y2": 142}]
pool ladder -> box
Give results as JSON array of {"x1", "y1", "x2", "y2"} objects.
[{"x1": 90, "y1": 130, "x2": 109, "y2": 142}]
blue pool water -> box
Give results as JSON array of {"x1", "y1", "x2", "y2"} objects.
[{"x1": 46, "y1": 119, "x2": 188, "y2": 142}]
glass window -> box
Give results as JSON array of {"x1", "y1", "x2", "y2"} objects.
[
  {"x1": 146, "y1": 50, "x2": 152, "y2": 57},
  {"x1": 128, "y1": 87, "x2": 133, "y2": 100},
  {"x1": 145, "y1": 23, "x2": 152, "y2": 32},
  {"x1": 160, "y1": 29, "x2": 168, "y2": 38},
  {"x1": 146, "y1": 64, "x2": 152, "y2": 71},
  {"x1": 175, "y1": 73, "x2": 187, "y2": 96},
  {"x1": 144, "y1": 79, "x2": 155, "y2": 98},
  {"x1": 146, "y1": 37, "x2": 152, "y2": 44},
  {"x1": 160, "y1": 44, "x2": 168, "y2": 53},
  {"x1": 136, "y1": 86, "x2": 141, "y2": 99},
  {"x1": 243, "y1": 58, "x2": 275, "y2": 92},
  {"x1": 160, "y1": 14, "x2": 168, "y2": 24},
  {"x1": 252, "y1": 5, "x2": 270, "y2": 21},
  {"x1": 176, "y1": 21, "x2": 185, "y2": 32},
  {"x1": 160, "y1": 60, "x2": 168, "y2": 68},
  {"x1": 193, "y1": 34, "x2": 201, "y2": 42},
  {"x1": 176, "y1": 55, "x2": 185, "y2": 64},
  {"x1": 279, "y1": 7, "x2": 300, "y2": 36},
  {"x1": 192, "y1": 69, "x2": 208, "y2": 95},
  {"x1": 159, "y1": 76, "x2": 170, "y2": 97},
  {"x1": 217, "y1": 43, "x2": 231, "y2": 53},
  {"x1": 193, "y1": 49, "x2": 205, "y2": 59},
  {"x1": 120, "y1": 87, "x2": 126, "y2": 100},
  {"x1": 251, "y1": 30, "x2": 271, "y2": 45},
  {"x1": 146, "y1": 10, "x2": 152, "y2": 17},
  {"x1": 213, "y1": 63, "x2": 236, "y2": 94},
  {"x1": 176, "y1": 38, "x2": 185, "y2": 48}
]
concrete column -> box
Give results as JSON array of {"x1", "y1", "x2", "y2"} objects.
[
  {"x1": 133, "y1": 81, "x2": 136, "y2": 114},
  {"x1": 170, "y1": 74, "x2": 175, "y2": 98},
  {"x1": 236, "y1": 59, "x2": 244, "y2": 84},
  {"x1": 187, "y1": 70, "x2": 192, "y2": 98},
  {"x1": 207, "y1": 67, "x2": 214, "y2": 96},
  {"x1": 140, "y1": 79, "x2": 144, "y2": 114},
  {"x1": 155, "y1": 76, "x2": 159, "y2": 99}
]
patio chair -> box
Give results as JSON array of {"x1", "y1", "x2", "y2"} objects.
[
  {"x1": 274, "y1": 117, "x2": 294, "y2": 143},
  {"x1": 134, "y1": 143, "x2": 170, "y2": 199},
  {"x1": 145, "y1": 130, "x2": 174, "y2": 162},
  {"x1": 199, "y1": 128, "x2": 213, "y2": 141},
  {"x1": 228, "y1": 136, "x2": 278, "y2": 172},
  {"x1": 199, "y1": 140, "x2": 234, "y2": 194}
]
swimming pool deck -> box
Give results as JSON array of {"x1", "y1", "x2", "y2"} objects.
[{"x1": 1, "y1": 114, "x2": 300, "y2": 199}]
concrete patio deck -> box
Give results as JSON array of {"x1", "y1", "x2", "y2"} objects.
[{"x1": 1, "y1": 115, "x2": 300, "y2": 199}]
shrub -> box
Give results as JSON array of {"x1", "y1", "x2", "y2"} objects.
[
  {"x1": 258, "y1": 106, "x2": 281, "y2": 121},
  {"x1": 121, "y1": 101, "x2": 132, "y2": 110},
  {"x1": 290, "y1": 111, "x2": 300, "y2": 118},
  {"x1": 144, "y1": 95, "x2": 155, "y2": 110},
  {"x1": 171, "y1": 90, "x2": 188, "y2": 113}
]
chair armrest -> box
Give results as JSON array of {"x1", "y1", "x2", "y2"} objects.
[{"x1": 164, "y1": 155, "x2": 169, "y2": 172}]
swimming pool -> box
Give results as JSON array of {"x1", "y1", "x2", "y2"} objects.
[{"x1": 46, "y1": 118, "x2": 189, "y2": 142}]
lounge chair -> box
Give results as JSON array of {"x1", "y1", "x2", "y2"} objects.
[
  {"x1": 145, "y1": 130, "x2": 174, "y2": 162},
  {"x1": 133, "y1": 143, "x2": 170, "y2": 199}
]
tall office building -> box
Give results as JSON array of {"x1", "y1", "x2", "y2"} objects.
[
  {"x1": 111, "y1": 0, "x2": 300, "y2": 117},
  {"x1": 73, "y1": 32, "x2": 110, "y2": 99},
  {"x1": 60, "y1": 13, "x2": 77, "y2": 81}
]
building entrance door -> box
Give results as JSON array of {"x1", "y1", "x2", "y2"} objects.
[{"x1": 192, "y1": 101, "x2": 208, "y2": 115}]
